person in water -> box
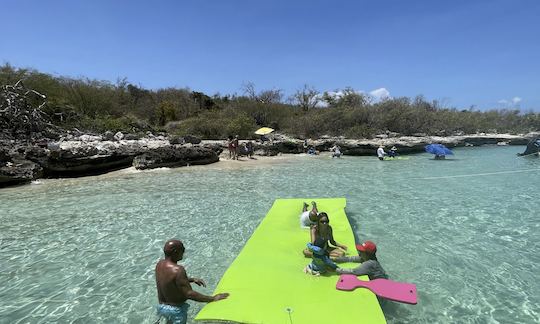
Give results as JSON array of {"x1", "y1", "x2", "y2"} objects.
[
  {"x1": 388, "y1": 146, "x2": 398, "y2": 158},
  {"x1": 303, "y1": 213, "x2": 347, "y2": 258},
  {"x1": 377, "y1": 146, "x2": 386, "y2": 161},
  {"x1": 330, "y1": 144, "x2": 342, "y2": 158},
  {"x1": 299, "y1": 201, "x2": 319, "y2": 228},
  {"x1": 155, "y1": 239, "x2": 229, "y2": 324},
  {"x1": 304, "y1": 239, "x2": 339, "y2": 276},
  {"x1": 333, "y1": 240, "x2": 388, "y2": 280}
]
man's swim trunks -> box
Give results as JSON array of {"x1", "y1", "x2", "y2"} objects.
[{"x1": 156, "y1": 303, "x2": 189, "y2": 324}]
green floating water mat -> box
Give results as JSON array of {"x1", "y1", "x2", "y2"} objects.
[
  {"x1": 195, "y1": 198, "x2": 386, "y2": 324},
  {"x1": 383, "y1": 156, "x2": 410, "y2": 161}
]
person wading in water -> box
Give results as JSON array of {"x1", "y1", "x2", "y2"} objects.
[{"x1": 155, "y1": 239, "x2": 229, "y2": 324}]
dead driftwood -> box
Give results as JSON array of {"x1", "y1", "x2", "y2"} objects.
[{"x1": 0, "y1": 80, "x2": 58, "y2": 139}]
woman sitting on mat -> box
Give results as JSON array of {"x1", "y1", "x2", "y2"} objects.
[
  {"x1": 333, "y1": 240, "x2": 388, "y2": 280},
  {"x1": 303, "y1": 213, "x2": 347, "y2": 258}
]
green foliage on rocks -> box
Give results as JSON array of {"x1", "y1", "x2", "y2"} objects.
[{"x1": 1, "y1": 63, "x2": 539, "y2": 139}]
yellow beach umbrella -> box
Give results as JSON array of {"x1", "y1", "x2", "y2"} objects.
[{"x1": 254, "y1": 127, "x2": 274, "y2": 135}]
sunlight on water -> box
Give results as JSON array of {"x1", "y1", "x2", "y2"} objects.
[{"x1": 1, "y1": 146, "x2": 539, "y2": 323}]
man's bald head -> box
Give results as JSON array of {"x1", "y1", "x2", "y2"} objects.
[{"x1": 163, "y1": 239, "x2": 185, "y2": 259}]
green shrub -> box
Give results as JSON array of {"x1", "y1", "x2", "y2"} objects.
[{"x1": 2, "y1": 64, "x2": 539, "y2": 139}]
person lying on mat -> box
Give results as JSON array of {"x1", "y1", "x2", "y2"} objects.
[
  {"x1": 303, "y1": 213, "x2": 347, "y2": 258},
  {"x1": 155, "y1": 239, "x2": 229, "y2": 324},
  {"x1": 333, "y1": 240, "x2": 388, "y2": 280},
  {"x1": 299, "y1": 201, "x2": 319, "y2": 228},
  {"x1": 304, "y1": 240, "x2": 339, "y2": 276}
]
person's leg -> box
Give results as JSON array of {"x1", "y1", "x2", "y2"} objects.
[
  {"x1": 303, "y1": 248, "x2": 313, "y2": 258},
  {"x1": 311, "y1": 201, "x2": 318, "y2": 215}
]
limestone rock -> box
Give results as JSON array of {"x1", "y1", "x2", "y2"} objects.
[
  {"x1": 184, "y1": 135, "x2": 202, "y2": 144},
  {"x1": 133, "y1": 146, "x2": 218, "y2": 170}
]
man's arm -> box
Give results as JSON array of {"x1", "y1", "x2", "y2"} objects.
[
  {"x1": 328, "y1": 227, "x2": 347, "y2": 250},
  {"x1": 333, "y1": 255, "x2": 361, "y2": 263},
  {"x1": 336, "y1": 261, "x2": 372, "y2": 276},
  {"x1": 188, "y1": 277, "x2": 206, "y2": 287},
  {"x1": 176, "y1": 266, "x2": 228, "y2": 302}
]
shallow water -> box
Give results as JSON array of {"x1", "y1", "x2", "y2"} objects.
[{"x1": 1, "y1": 146, "x2": 539, "y2": 323}]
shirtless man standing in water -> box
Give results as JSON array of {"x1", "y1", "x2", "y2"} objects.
[{"x1": 155, "y1": 239, "x2": 229, "y2": 324}]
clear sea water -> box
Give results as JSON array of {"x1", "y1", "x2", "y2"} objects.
[{"x1": 1, "y1": 146, "x2": 539, "y2": 324}]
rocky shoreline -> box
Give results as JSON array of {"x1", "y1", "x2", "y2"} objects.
[{"x1": 0, "y1": 132, "x2": 536, "y2": 188}]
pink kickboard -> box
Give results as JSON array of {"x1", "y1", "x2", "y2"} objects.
[{"x1": 336, "y1": 274, "x2": 418, "y2": 305}]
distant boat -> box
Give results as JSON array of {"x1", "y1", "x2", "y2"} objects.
[{"x1": 497, "y1": 141, "x2": 509, "y2": 146}]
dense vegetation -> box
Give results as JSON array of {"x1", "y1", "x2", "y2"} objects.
[{"x1": 1, "y1": 64, "x2": 539, "y2": 139}]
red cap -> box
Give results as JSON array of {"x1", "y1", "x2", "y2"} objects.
[{"x1": 356, "y1": 241, "x2": 377, "y2": 254}]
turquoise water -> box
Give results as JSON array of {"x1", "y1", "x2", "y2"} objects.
[{"x1": 1, "y1": 146, "x2": 539, "y2": 323}]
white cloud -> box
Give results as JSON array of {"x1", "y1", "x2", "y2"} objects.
[
  {"x1": 498, "y1": 97, "x2": 522, "y2": 108},
  {"x1": 369, "y1": 88, "x2": 391, "y2": 101}
]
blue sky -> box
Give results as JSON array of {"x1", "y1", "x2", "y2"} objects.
[{"x1": 1, "y1": 0, "x2": 539, "y2": 110}]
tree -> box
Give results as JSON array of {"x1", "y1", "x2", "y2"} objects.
[
  {"x1": 291, "y1": 84, "x2": 320, "y2": 111},
  {"x1": 241, "y1": 82, "x2": 283, "y2": 104},
  {"x1": 322, "y1": 87, "x2": 369, "y2": 108}
]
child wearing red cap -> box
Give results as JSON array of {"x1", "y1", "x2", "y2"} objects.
[{"x1": 334, "y1": 240, "x2": 388, "y2": 280}]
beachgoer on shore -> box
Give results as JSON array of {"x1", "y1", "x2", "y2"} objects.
[
  {"x1": 303, "y1": 213, "x2": 347, "y2": 258},
  {"x1": 303, "y1": 139, "x2": 309, "y2": 152},
  {"x1": 307, "y1": 146, "x2": 317, "y2": 155},
  {"x1": 227, "y1": 136, "x2": 234, "y2": 159},
  {"x1": 333, "y1": 240, "x2": 388, "y2": 280},
  {"x1": 246, "y1": 140, "x2": 254, "y2": 159},
  {"x1": 233, "y1": 135, "x2": 239, "y2": 160},
  {"x1": 304, "y1": 240, "x2": 339, "y2": 276},
  {"x1": 155, "y1": 239, "x2": 229, "y2": 324},
  {"x1": 299, "y1": 201, "x2": 319, "y2": 228},
  {"x1": 377, "y1": 146, "x2": 386, "y2": 161}
]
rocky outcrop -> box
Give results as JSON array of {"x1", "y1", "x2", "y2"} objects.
[
  {"x1": 133, "y1": 146, "x2": 219, "y2": 169},
  {"x1": 0, "y1": 157, "x2": 43, "y2": 187},
  {"x1": 1, "y1": 132, "x2": 535, "y2": 188},
  {"x1": 41, "y1": 138, "x2": 221, "y2": 176},
  {"x1": 0, "y1": 136, "x2": 223, "y2": 187},
  {"x1": 236, "y1": 133, "x2": 536, "y2": 156}
]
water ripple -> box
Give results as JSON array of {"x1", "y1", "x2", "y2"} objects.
[{"x1": 1, "y1": 146, "x2": 539, "y2": 323}]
